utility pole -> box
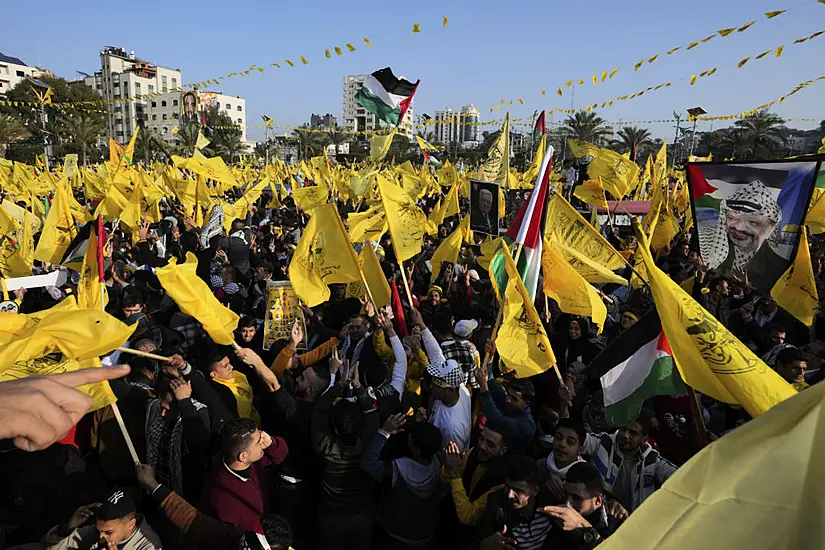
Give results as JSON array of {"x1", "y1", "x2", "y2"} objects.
[{"x1": 671, "y1": 112, "x2": 682, "y2": 169}]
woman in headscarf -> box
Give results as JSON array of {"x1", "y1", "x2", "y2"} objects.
[{"x1": 551, "y1": 315, "x2": 602, "y2": 369}]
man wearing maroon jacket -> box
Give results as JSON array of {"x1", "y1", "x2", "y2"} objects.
[{"x1": 199, "y1": 418, "x2": 288, "y2": 534}]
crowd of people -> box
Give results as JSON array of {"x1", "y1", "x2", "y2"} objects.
[{"x1": 0, "y1": 168, "x2": 823, "y2": 550}]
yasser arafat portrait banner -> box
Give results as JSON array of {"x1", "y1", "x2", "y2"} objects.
[{"x1": 687, "y1": 159, "x2": 822, "y2": 294}]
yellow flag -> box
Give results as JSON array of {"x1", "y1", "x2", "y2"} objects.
[
  {"x1": 479, "y1": 114, "x2": 510, "y2": 185},
  {"x1": 771, "y1": 230, "x2": 818, "y2": 327},
  {"x1": 587, "y1": 147, "x2": 641, "y2": 199},
  {"x1": 196, "y1": 130, "x2": 211, "y2": 151},
  {"x1": 292, "y1": 184, "x2": 329, "y2": 213},
  {"x1": 77, "y1": 222, "x2": 107, "y2": 310},
  {"x1": 376, "y1": 174, "x2": 435, "y2": 261},
  {"x1": 34, "y1": 184, "x2": 77, "y2": 265},
  {"x1": 348, "y1": 207, "x2": 387, "y2": 243},
  {"x1": 360, "y1": 243, "x2": 391, "y2": 308},
  {"x1": 544, "y1": 194, "x2": 626, "y2": 282},
  {"x1": 477, "y1": 236, "x2": 506, "y2": 270},
  {"x1": 496, "y1": 247, "x2": 556, "y2": 378},
  {"x1": 0, "y1": 296, "x2": 135, "y2": 373},
  {"x1": 573, "y1": 177, "x2": 609, "y2": 211},
  {"x1": 809, "y1": 188, "x2": 825, "y2": 234},
  {"x1": 430, "y1": 216, "x2": 469, "y2": 283},
  {"x1": 155, "y1": 252, "x2": 240, "y2": 345},
  {"x1": 634, "y1": 221, "x2": 796, "y2": 417},
  {"x1": 567, "y1": 139, "x2": 600, "y2": 159},
  {"x1": 542, "y1": 240, "x2": 607, "y2": 333},
  {"x1": 288, "y1": 202, "x2": 362, "y2": 307},
  {"x1": 554, "y1": 240, "x2": 628, "y2": 286},
  {"x1": 522, "y1": 135, "x2": 546, "y2": 187},
  {"x1": 370, "y1": 129, "x2": 396, "y2": 161},
  {"x1": 95, "y1": 182, "x2": 129, "y2": 222}
]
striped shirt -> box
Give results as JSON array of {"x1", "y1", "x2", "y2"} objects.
[{"x1": 509, "y1": 511, "x2": 553, "y2": 550}]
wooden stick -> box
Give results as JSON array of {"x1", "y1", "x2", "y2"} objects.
[
  {"x1": 398, "y1": 259, "x2": 415, "y2": 306},
  {"x1": 688, "y1": 386, "x2": 712, "y2": 450},
  {"x1": 111, "y1": 401, "x2": 140, "y2": 465},
  {"x1": 116, "y1": 346, "x2": 172, "y2": 362}
]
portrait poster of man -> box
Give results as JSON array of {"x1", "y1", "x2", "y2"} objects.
[
  {"x1": 470, "y1": 180, "x2": 500, "y2": 235},
  {"x1": 687, "y1": 160, "x2": 821, "y2": 294},
  {"x1": 181, "y1": 90, "x2": 200, "y2": 125}
]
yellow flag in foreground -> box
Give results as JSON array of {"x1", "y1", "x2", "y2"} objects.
[
  {"x1": 542, "y1": 241, "x2": 607, "y2": 333},
  {"x1": 430, "y1": 216, "x2": 470, "y2": 283},
  {"x1": 496, "y1": 247, "x2": 556, "y2": 378},
  {"x1": 360, "y1": 243, "x2": 391, "y2": 308},
  {"x1": 288, "y1": 202, "x2": 362, "y2": 307},
  {"x1": 156, "y1": 252, "x2": 240, "y2": 345},
  {"x1": 634, "y1": 221, "x2": 796, "y2": 417},
  {"x1": 0, "y1": 297, "x2": 135, "y2": 372},
  {"x1": 598, "y1": 381, "x2": 825, "y2": 550},
  {"x1": 77, "y1": 221, "x2": 107, "y2": 310},
  {"x1": 34, "y1": 184, "x2": 77, "y2": 265},
  {"x1": 771, "y1": 229, "x2": 818, "y2": 327},
  {"x1": 573, "y1": 177, "x2": 609, "y2": 211},
  {"x1": 376, "y1": 174, "x2": 434, "y2": 262}
]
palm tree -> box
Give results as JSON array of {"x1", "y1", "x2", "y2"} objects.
[
  {"x1": 64, "y1": 113, "x2": 105, "y2": 166},
  {"x1": 721, "y1": 129, "x2": 753, "y2": 160},
  {"x1": 135, "y1": 127, "x2": 167, "y2": 165},
  {"x1": 0, "y1": 113, "x2": 31, "y2": 159},
  {"x1": 174, "y1": 123, "x2": 200, "y2": 157},
  {"x1": 214, "y1": 132, "x2": 245, "y2": 163},
  {"x1": 325, "y1": 125, "x2": 352, "y2": 156},
  {"x1": 734, "y1": 109, "x2": 786, "y2": 160},
  {"x1": 613, "y1": 126, "x2": 651, "y2": 161},
  {"x1": 293, "y1": 128, "x2": 321, "y2": 161},
  {"x1": 561, "y1": 111, "x2": 611, "y2": 144}
]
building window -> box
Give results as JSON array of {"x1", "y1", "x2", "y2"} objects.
[
  {"x1": 237, "y1": 105, "x2": 242, "y2": 112},
  {"x1": 135, "y1": 83, "x2": 141, "y2": 90},
  {"x1": 16, "y1": 70, "x2": 24, "y2": 77},
  {"x1": 116, "y1": 131, "x2": 124, "y2": 137},
  {"x1": 171, "y1": 78, "x2": 177, "y2": 88},
  {"x1": 113, "y1": 82, "x2": 120, "y2": 87},
  {"x1": 151, "y1": 101, "x2": 157, "y2": 107},
  {"x1": 173, "y1": 99, "x2": 178, "y2": 106},
  {"x1": 161, "y1": 100, "x2": 167, "y2": 107},
  {"x1": 162, "y1": 75, "x2": 167, "y2": 92},
  {"x1": 162, "y1": 127, "x2": 168, "y2": 134},
  {"x1": 236, "y1": 118, "x2": 242, "y2": 124},
  {"x1": 226, "y1": 104, "x2": 231, "y2": 110},
  {"x1": 148, "y1": 84, "x2": 154, "y2": 91},
  {"x1": 152, "y1": 114, "x2": 157, "y2": 121},
  {"x1": 162, "y1": 114, "x2": 167, "y2": 120},
  {"x1": 173, "y1": 113, "x2": 179, "y2": 119}
]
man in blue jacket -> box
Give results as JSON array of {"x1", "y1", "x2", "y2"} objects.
[{"x1": 477, "y1": 366, "x2": 537, "y2": 454}]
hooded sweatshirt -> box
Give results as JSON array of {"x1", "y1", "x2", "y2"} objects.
[
  {"x1": 42, "y1": 514, "x2": 162, "y2": 550},
  {"x1": 361, "y1": 431, "x2": 446, "y2": 545}
]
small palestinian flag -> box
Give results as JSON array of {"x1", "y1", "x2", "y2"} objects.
[
  {"x1": 61, "y1": 219, "x2": 100, "y2": 272},
  {"x1": 588, "y1": 309, "x2": 686, "y2": 427},
  {"x1": 423, "y1": 150, "x2": 442, "y2": 168},
  {"x1": 356, "y1": 67, "x2": 419, "y2": 126}
]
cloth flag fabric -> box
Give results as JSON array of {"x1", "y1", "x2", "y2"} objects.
[
  {"x1": 480, "y1": 114, "x2": 510, "y2": 186},
  {"x1": 288, "y1": 202, "x2": 362, "y2": 307},
  {"x1": 34, "y1": 184, "x2": 77, "y2": 265},
  {"x1": 156, "y1": 252, "x2": 240, "y2": 345},
  {"x1": 587, "y1": 147, "x2": 641, "y2": 200},
  {"x1": 356, "y1": 67, "x2": 419, "y2": 126},
  {"x1": 390, "y1": 278, "x2": 409, "y2": 337},
  {"x1": 76, "y1": 217, "x2": 107, "y2": 310},
  {"x1": 360, "y1": 244, "x2": 391, "y2": 308},
  {"x1": 573, "y1": 177, "x2": 610, "y2": 211},
  {"x1": 370, "y1": 129, "x2": 397, "y2": 161},
  {"x1": 292, "y1": 184, "x2": 329, "y2": 214},
  {"x1": 588, "y1": 310, "x2": 686, "y2": 427},
  {"x1": 634, "y1": 220, "x2": 796, "y2": 417},
  {"x1": 771, "y1": 229, "x2": 819, "y2": 327},
  {"x1": 494, "y1": 246, "x2": 556, "y2": 378},
  {"x1": 430, "y1": 216, "x2": 470, "y2": 283},
  {"x1": 534, "y1": 110, "x2": 546, "y2": 136},
  {"x1": 541, "y1": 240, "x2": 607, "y2": 333},
  {"x1": 376, "y1": 173, "x2": 435, "y2": 262},
  {"x1": 489, "y1": 145, "x2": 554, "y2": 301},
  {"x1": 598, "y1": 379, "x2": 825, "y2": 550}
]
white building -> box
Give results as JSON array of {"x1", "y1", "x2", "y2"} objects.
[
  {"x1": 433, "y1": 104, "x2": 480, "y2": 147},
  {"x1": 195, "y1": 90, "x2": 247, "y2": 142},
  {"x1": 0, "y1": 52, "x2": 49, "y2": 97},
  {"x1": 342, "y1": 74, "x2": 414, "y2": 138}
]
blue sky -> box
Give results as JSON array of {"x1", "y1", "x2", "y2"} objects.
[{"x1": 5, "y1": 0, "x2": 824, "y2": 142}]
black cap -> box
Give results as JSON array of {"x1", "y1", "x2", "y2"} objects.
[{"x1": 95, "y1": 489, "x2": 136, "y2": 521}]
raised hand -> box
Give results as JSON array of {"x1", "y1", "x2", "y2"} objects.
[{"x1": 382, "y1": 413, "x2": 406, "y2": 435}]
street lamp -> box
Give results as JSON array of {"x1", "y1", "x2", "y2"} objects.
[{"x1": 687, "y1": 106, "x2": 707, "y2": 158}]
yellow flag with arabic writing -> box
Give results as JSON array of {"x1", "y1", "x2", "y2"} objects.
[
  {"x1": 430, "y1": 216, "x2": 470, "y2": 284},
  {"x1": 292, "y1": 184, "x2": 329, "y2": 214},
  {"x1": 370, "y1": 129, "x2": 396, "y2": 162},
  {"x1": 376, "y1": 173, "x2": 435, "y2": 261},
  {"x1": 496, "y1": 246, "x2": 556, "y2": 378},
  {"x1": 634, "y1": 220, "x2": 796, "y2": 417},
  {"x1": 479, "y1": 114, "x2": 510, "y2": 185},
  {"x1": 542, "y1": 240, "x2": 607, "y2": 333},
  {"x1": 34, "y1": 184, "x2": 77, "y2": 265},
  {"x1": 587, "y1": 147, "x2": 641, "y2": 200},
  {"x1": 771, "y1": 229, "x2": 818, "y2": 327}
]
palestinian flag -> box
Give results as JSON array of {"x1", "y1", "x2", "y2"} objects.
[
  {"x1": 356, "y1": 67, "x2": 419, "y2": 127},
  {"x1": 534, "y1": 110, "x2": 546, "y2": 136},
  {"x1": 423, "y1": 151, "x2": 442, "y2": 168},
  {"x1": 588, "y1": 309, "x2": 686, "y2": 427},
  {"x1": 61, "y1": 219, "x2": 102, "y2": 272},
  {"x1": 490, "y1": 145, "x2": 554, "y2": 300}
]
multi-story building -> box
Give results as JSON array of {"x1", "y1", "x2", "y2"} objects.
[
  {"x1": 0, "y1": 52, "x2": 49, "y2": 97},
  {"x1": 433, "y1": 104, "x2": 480, "y2": 147},
  {"x1": 83, "y1": 47, "x2": 247, "y2": 145},
  {"x1": 83, "y1": 46, "x2": 182, "y2": 143},
  {"x1": 342, "y1": 74, "x2": 414, "y2": 138},
  {"x1": 311, "y1": 113, "x2": 337, "y2": 129}
]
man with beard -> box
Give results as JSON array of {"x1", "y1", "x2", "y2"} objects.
[{"x1": 581, "y1": 415, "x2": 677, "y2": 512}]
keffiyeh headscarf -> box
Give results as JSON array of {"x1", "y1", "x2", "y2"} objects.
[
  {"x1": 698, "y1": 180, "x2": 782, "y2": 270},
  {"x1": 426, "y1": 359, "x2": 466, "y2": 388}
]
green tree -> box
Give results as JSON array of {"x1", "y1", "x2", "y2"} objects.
[
  {"x1": 734, "y1": 109, "x2": 786, "y2": 160},
  {"x1": 173, "y1": 123, "x2": 200, "y2": 157},
  {"x1": 135, "y1": 126, "x2": 168, "y2": 165},
  {"x1": 613, "y1": 126, "x2": 651, "y2": 160},
  {"x1": 214, "y1": 131, "x2": 245, "y2": 163},
  {"x1": 561, "y1": 111, "x2": 610, "y2": 143},
  {"x1": 64, "y1": 112, "x2": 106, "y2": 166},
  {"x1": 292, "y1": 128, "x2": 324, "y2": 161},
  {"x1": 0, "y1": 113, "x2": 30, "y2": 158}
]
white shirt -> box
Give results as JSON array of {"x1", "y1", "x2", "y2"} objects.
[{"x1": 430, "y1": 385, "x2": 472, "y2": 453}]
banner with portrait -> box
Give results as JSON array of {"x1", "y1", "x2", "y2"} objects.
[
  {"x1": 180, "y1": 90, "x2": 200, "y2": 125},
  {"x1": 262, "y1": 280, "x2": 306, "y2": 350},
  {"x1": 687, "y1": 159, "x2": 822, "y2": 294},
  {"x1": 470, "y1": 179, "x2": 500, "y2": 235}
]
